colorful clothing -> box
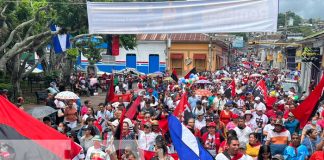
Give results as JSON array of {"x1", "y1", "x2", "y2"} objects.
[
  {"x1": 283, "y1": 145, "x2": 309, "y2": 160},
  {"x1": 245, "y1": 143, "x2": 261, "y2": 159},
  {"x1": 284, "y1": 119, "x2": 300, "y2": 135},
  {"x1": 267, "y1": 129, "x2": 291, "y2": 155},
  {"x1": 220, "y1": 110, "x2": 233, "y2": 125}
]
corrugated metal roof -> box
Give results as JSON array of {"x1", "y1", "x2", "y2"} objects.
[{"x1": 137, "y1": 33, "x2": 210, "y2": 42}]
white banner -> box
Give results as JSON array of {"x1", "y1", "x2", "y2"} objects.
[{"x1": 87, "y1": 0, "x2": 278, "y2": 34}]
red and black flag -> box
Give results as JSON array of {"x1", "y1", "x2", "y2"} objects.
[
  {"x1": 173, "y1": 93, "x2": 189, "y2": 117},
  {"x1": 125, "y1": 96, "x2": 141, "y2": 120},
  {"x1": 171, "y1": 69, "x2": 179, "y2": 82},
  {"x1": 253, "y1": 79, "x2": 268, "y2": 103},
  {"x1": 184, "y1": 67, "x2": 197, "y2": 79},
  {"x1": 0, "y1": 96, "x2": 82, "y2": 159},
  {"x1": 292, "y1": 74, "x2": 324, "y2": 128}
]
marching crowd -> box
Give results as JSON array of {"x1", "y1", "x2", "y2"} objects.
[{"x1": 15, "y1": 65, "x2": 324, "y2": 160}]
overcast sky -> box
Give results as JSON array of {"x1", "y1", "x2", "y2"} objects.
[{"x1": 279, "y1": 0, "x2": 324, "y2": 20}]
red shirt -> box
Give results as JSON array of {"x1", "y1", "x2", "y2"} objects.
[{"x1": 266, "y1": 109, "x2": 277, "y2": 119}]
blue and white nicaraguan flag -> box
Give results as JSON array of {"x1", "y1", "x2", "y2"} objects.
[
  {"x1": 168, "y1": 114, "x2": 214, "y2": 160},
  {"x1": 50, "y1": 24, "x2": 71, "y2": 54}
]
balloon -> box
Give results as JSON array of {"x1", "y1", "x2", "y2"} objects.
[
  {"x1": 182, "y1": 79, "x2": 186, "y2": 83},
  {"x1": 196, "y1": 77, "x2": 199, "y2": 81},
  {"x1": 190, "y1": 74, "x2": 194, "y2": 78},
  {"x1": 189, "y1": 79, "x2": 192, "y2": 84},
  {"x1": 185, "y1": 79, "x2": 189, "y2": 83}
]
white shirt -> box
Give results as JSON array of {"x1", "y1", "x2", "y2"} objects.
[
  {"x1": 234, "y1": 126, "x2": 252, "y2": 147},
  {"x1": 252, "y1": 113, "x2": 268, "y2": 126},
  {"x1": 85, "y1": 146, "x2": 107, "y2": 160},
  {"x1": 193, "y1": 107, "x2": 206, "y2": 118},
  {"x1": 194, "y1": 119, "x2": 206, "y2": 130},
  {"x1": 89, "y1": 78, "x2": 98, "y2": 86},
  {"x1": 96, "y1": 110, "x2": 105, "y2": 120},
  {"x1": 263, "y1": 124, "x2": 275, "y2": 135},
  {"x1": 235, "y1": 99, "x2": 245, "y2": 108},
  {"x1": 54, "y1": 99, "x2": 65, "y2": 109},
  {"x1": 138, "y1": 130, "x2": 157, "y2": 150},
  {"x1": 253, "y1": 102, "x2": 266, "y2": 113},
  {"x1": 115, "y1": 85, "x2": 120, "y2": 94},
  {"x1": 215, "y1": 153, "x2": 254, "y2": 160}
]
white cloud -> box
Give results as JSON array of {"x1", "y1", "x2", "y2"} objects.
[{"x1": 279, "y1": 0, "x2": 324, "y2": 19}]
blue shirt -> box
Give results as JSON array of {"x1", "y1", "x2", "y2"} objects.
[
  {"x1": 284, "y1": 119, "x2": 300, "y2": 135},
  {"x1": 188, "y1": 96, "x2": 198, "y2": 110},
  {"x1": 283, "y1": 145, "x2": 309, "y2": 160},
  {"x1": 301, "y1": 136, "x2": 321, "y2": 154}
]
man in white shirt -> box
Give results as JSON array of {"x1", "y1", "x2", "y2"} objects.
[
  {"x1": 252, "y1": 106, "x2": 269, "y2": 133},
  {"x1": 215, "y1": 136, "x2": 251, "y2": 160},
  {"x1": 194, "y1": 113, "x2": 206, "y2": 130},
  {"x1": 253, "y1": 97, "x2": 266, "y2": 113},
  {"x1": 263, "y1": 117, "x2": 276, "y2": 141},
  {"x1": 137, "y1": 122, "x2": 157, "y2": 150},
  {"x1": 214, "y1": 95, "x2": 227, "y2": 111},
  {"x1": 234, "y1": 117, "x2": 252, "y2": 147},
  {"x1": 85, "y1": 136, "x2": 106, "y2": 160}
]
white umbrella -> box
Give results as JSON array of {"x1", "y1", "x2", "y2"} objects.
[
  {"x1": 26, "y1": 106, "x2": 57, "y2": 118},
  {"x1": 250, "y1": 73, "x2": 262, "y2": 77},
  {"x1": 55, "y1": 91, "x2": 79, "y2": 100},
  {"x1": 195, "y1": 80, "x2": 212, "y2": 84}
]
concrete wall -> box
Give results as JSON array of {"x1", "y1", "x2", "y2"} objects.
[
  {"x1": 168, "y1": 43, "x2": 223, "y2": 75},
  {"x1": 80, "y1": 41, "x2": 167, "y2": 73}
]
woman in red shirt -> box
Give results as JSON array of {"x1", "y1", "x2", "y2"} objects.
[{"x1": 220, "y1": 103, "x2": 233, "y2": 125}]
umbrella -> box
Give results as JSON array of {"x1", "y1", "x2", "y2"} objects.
[
  {"x1": 147, "y1": 73, "x2": 160, "y2": 77},
  {"x1": 195, "y1": 89, "x2": 213, "y2": 97},
  {"x1": 215, "y1": 70, "x2": 229, "y2": 75},
  {"x1": 195, "y1": 80, "x2": 212, "y2": 84},
  {"x1": 221, "y1": 77, "x2": 232, "y2": 81},
  {"x1": 55, "y1": 91, "x2": 79, "y2": 100},
  {"x1": 163, "y1": 77, "x2": 174, "y2": 81},
  {"x1": 26, "y1": 106, "x2": 57, "y2": 118},
  {"x1": 250, "y1": 73, "x2": 262, "y2": 77}
]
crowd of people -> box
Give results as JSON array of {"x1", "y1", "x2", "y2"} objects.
[{"x1": 9, "y1": 64, "x2": 324, "y2": 160}]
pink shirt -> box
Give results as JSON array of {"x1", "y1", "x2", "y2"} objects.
[
  {"x1": 226, "y1": 122, "x2": 237, "y2": 131},
  {"x1": 81, "y1": 106, "x2": 88, "y2": 116}
]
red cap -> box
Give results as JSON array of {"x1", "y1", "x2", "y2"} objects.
[
  {"x1": 232, "y1": 114, "x2": 239, "y2": 119},
  {"x1": 207, "y1": 122, "x2": 217, "y2": 127},
  {"x1": 148, "y1": 88, "x2": 153, "y2": 93}
]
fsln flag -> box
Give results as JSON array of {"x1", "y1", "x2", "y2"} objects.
[
  {"x1": 254, "y1": 79, "x2": 268, "y2": 103},
  {"x1": 171, "y1": 69, "x2": 179, "y2": 82},
  {"x1": 168, "y1": 114, "x2": 213, "y2": 160},
  {"x1": 173, "y1": 93, "x2": 189, "y2": 117},
  {"x1": 50, "y1": 24, "x2": 71, "y2": 54},
  {"x1": 292, "y1": 74, "x2": 324, "y2": 128},
  {"x1": 184, "y1": 67, "x2": 197, "y2": 79},
  {"x1": 0, "y1": 96, "x2": 82, "y2": 159}
]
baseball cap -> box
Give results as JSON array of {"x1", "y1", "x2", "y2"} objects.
[
  {"x1": 255, "y1": 97, "x2": 261, "y2": 101},
  {"x1": 207, "y1": 122, "x2": 216, "y2": 127}
]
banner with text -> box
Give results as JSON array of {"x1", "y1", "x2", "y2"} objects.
[{"x1": 87, "y1": 0, "x2": 278, "y2": 34}]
